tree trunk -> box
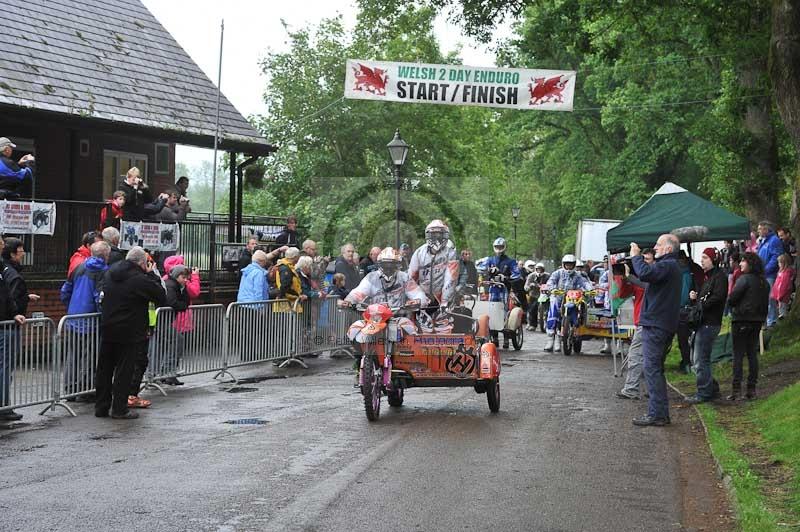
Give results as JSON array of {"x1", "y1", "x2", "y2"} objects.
[
  {"x1": 740, "y1": 9, "x2": 781, "y2": 223},
  {"x1": 769, "y1": 0, "x2": 800, "y2": 307}
]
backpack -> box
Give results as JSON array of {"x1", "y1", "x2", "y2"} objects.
[{"x1": 267, "y1": 264, "x2": 278, "y2": 285}]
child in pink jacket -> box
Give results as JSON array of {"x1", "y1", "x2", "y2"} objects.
[
  {"x1": 161, "y1": 255, "x2": 200, "y2": 384},
  {"x1": 770, "y1": 254, "x2": 795, "y2": 320}
]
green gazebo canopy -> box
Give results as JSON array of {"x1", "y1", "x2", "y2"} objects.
[{"x1": 606, "y1": 182, "x2": 750, "y2": 252}]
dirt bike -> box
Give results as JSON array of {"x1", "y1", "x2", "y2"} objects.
[
  {"x1": 345, "y1": 302, "x2": 501, "y2": 422},
  {"x1": 537, "y1": 285, "x2": 549, "y2": 333},
  {"x1": 548, "y1": 288, "x2": 597, "y2": 356}
]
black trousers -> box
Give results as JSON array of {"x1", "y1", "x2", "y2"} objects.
[
  {"x1": 96, "y1": 339, "x2": 146, "y2": 415},
  {"x1": 731, "y1": 322, "x2": 760, "y2": 390},
  {"x1": 129, "y1": 340, "x2": 150, "y2": 396},
  {"x1": 676, "y1": 319, "x2": 691, "y2": 366}
]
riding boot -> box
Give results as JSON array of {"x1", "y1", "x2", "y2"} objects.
[{"x1": 544, "y1": 333, "x2": 555, "y2": 352}]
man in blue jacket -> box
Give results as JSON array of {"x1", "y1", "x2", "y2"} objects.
[
  {"x1": 0, "y1": 137, "x2": 34, "y2": 199},
  {"x1": 60, "y1": 241, "x2": 110, "y2": 400},
  {"x1": 630, "y1": 234, "x2": 682, "y2": 427},
  {"x1": 757, "y1": 221, "x2": 784, "y2": 327}
]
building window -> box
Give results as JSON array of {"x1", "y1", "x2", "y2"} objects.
[
  {"x1": 103, "y1": 150, "x2": 147, "y2": 199},
  {"x1": 154, "y1": 143, "x2": 170, "y2": 175}
]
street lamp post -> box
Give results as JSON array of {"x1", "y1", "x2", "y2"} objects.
[
  {"x1": 511, "y1": 206, "x2": 520, "y2": 259},
  {"x1": 387, "y1": 129, "x2": 409, "y2": 249}
]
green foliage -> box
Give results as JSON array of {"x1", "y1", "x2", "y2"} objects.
[
  {"x1": 246, "y1": 0, "x2": 798, "y2": 260},
  {"x1": 698, "y1": 405, "x2": 781, "y2": 531},
  {"x1": 752, "y1": 383, "x2": 800, "y2": 516},
  {"x1": 251, "y1": 5, "x2": 517, "y2": 256}
]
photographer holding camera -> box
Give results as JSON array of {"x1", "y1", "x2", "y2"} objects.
[
  {"x1": 120, "y1": 167, "x2": 168, "y2": 221},
  {"x1": 0, "y1": 137, "x2": 34, "y2": 200}
]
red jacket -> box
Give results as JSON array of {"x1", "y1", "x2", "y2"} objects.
[
  {"x1": 615, "y1": 275, "x2": 646, "y2": 326},
  {"x1": 67, "y1": 246, "x2": 91, "y2": 279},
  {"x1": 771, "y1": 267, "x2": 795, "y2": 303},
  {"x1": 99, "y1": 201, "x2": 124, "y2": 229}
]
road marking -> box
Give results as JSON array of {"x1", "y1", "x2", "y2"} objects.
[{"x1": 260, "y1": 431, "x2": 405, "y2": 531}]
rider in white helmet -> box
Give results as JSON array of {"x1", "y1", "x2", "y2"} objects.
[
  {"x1": 341, "y1": 247, "x2": 429, "y2": 342},
  {"x1": 484, "y1": 237, "x2": 527, "y2": 348},
  {"x1": 408, "y1": 219, "x2": 460, "y2": 308},
  {"x1": 542, "y1": 254, "x2": 594, "y2": 351}
]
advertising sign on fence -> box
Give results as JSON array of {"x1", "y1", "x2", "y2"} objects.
[
  {"x1": 344, "y1": 59, "x2": 577, "y2": 111},
  {"x1": 0, "y1": 200, "x2": 56, "y2": 235},
  {"x1": 120, "y1": 221, "x2": 180, "y2": 251},
  {"x1": 243, "y1": 224, "x2": 284, "y2": 242}
]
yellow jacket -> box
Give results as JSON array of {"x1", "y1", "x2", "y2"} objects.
[{"x1": 273, "y1": 258, "x2": 302, "y2": 313}]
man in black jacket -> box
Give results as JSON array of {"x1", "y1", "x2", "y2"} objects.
[
  {"x1": 119, "y1": 167, "x2": 167, "y2": 221},
  {"x1": 275, "y1": 215, "x2": 300, "y2": 247},
  {"x1": 685, "y1": 248, "x2": 728, "y2": 404},
  {"x1": 101, "y1": 227, "x2": 126, "y2": 265},
  {"x1": 0, "y1": 241, "x2": 25, "y2": 421},
  {"x1": 95, "y1": 247, "x2": 166, "y2": 419},
  {"x1": 334, "y1": 243, "x2": 361, "y2": 294},
  {"x1": 0, "y1": 238, "x2": 38, "y2": 421},
  {"x1": 630, "y1": 234, "x2": 682, "y2": 427}
]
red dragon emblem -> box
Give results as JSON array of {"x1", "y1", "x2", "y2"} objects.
[
  {"x1": 353, "y1": 63, "x2": 388, "y2": 96},
  {"x1": 528, "y1": 75, "x2": 569, "y2": 106}
]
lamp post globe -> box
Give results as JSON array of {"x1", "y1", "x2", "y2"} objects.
[
  {"x1": 387, "y1": 130, "x2": 409, "y2": 248},
  {"x1": 512, "y1": 206, "x2": 520, "y2": 259}
]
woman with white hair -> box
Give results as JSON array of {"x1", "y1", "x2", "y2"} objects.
[{"x1": 273, "y1": 247, "x2": 304, "y2": 313}]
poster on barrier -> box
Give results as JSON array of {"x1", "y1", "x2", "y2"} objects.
[
  {"x1": 0, "y1": 200, "x2": 56, "y2": 235},
  {"x1": 120, "y1": 221, "x2": 180, "y2": 251},
  {"x1": 243, "y1": 224, "x2": 284, "y2": 242}
]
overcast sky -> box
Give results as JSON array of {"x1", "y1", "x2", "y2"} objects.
[{"x1": 140, "y1": 0, "x2": 507, "y2": 166}]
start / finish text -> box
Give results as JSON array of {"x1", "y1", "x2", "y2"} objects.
[{"x1": 396, "y1": 81, "x2": 519, "y2": 105}]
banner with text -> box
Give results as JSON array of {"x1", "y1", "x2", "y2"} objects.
[
  {"x1": 0, "y1": 201, "x2": 56, "y2": 235},
  {"x1": 120, "y1": 221, "x2": 180, "y2": 251},
  {"x1": 344, "y1": 60, "x2": 576, "y2": 111}
]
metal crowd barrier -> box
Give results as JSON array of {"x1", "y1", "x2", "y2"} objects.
[
  {"x1": 54, "y1": 312, "x2": 102, "y2": 414},
  {"x1": 0, "y1": 317, "x2": 66, "y2": 417},
  {"x1": 146, "y1": 304, "x2": 228, "y2": 392},
  {"x1": 0, "y1": 297, "x2": 358, "y2": 416}
]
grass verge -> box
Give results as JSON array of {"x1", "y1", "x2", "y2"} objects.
[{"x1": 664, "y1": 318, "x2": 800, "y2": 531}]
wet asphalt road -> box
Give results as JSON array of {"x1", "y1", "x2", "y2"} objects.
[{"x1": 0, "y1": 332, "x2": 686, "y2": 532}]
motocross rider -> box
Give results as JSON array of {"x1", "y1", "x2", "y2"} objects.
[
  {"x1": 483, "y1": 237, "x2": 527, "y2": 348},
  {"x1": 408, "y1": 220, "x2": 461, "y2": 331},
  {"x1": 524, "y1": 262, "x2": 550, "y2": 331},
  {"x1": 339, "y1": 248, "x2": 429, "y2": 371},
  {"x1": 543, "y1": 254, "x2": 594, "y2": 352}
]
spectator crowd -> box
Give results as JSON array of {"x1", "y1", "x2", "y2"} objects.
[{"x1": 0, "y1": 150, "x2": 797, "y2": 430}]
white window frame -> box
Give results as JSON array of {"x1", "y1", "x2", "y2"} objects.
[{"x1": 103, "y1": 150, "x2": 148, "y2": 199}]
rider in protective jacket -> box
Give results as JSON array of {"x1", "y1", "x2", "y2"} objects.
[
  {"x1": 543, "y1": 254, "x2": 594, "y2": 352},
  {"x1": 484, "y1": 237, "x2": 527, "y2": 347},
  {"x1": 408, "y1": 220, "x2": 461, "y2": 331},
  {"x1": 340, "y1": 248, "x2": 429, "y2": 375}
]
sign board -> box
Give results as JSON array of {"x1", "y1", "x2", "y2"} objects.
[
  {"x1": 576, "y1": 219, "x2": 621, "y2": 261},
  {"x1": 0, "y1": 201, "x2": 56, "y2": 235},
  {"x1": 243, "y1": 224, "x2": 284, "y2": 242},
  {"x1": 344, "y1": 60, "x2": 576, "y2": 111},
  {"x1": 119, "y1": 221, "x2": 180, "y2": 251}
]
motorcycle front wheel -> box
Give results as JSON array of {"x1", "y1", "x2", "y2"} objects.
[
  {"x1": 362, "y1": 355, "x2": 382, "y2": 421},
  {"x1": 561, "y1": 316, "x2": 573, "y2": 356}
]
